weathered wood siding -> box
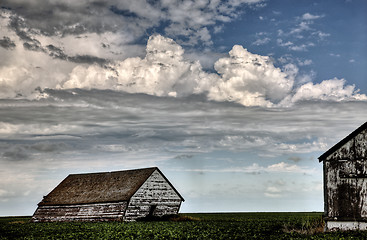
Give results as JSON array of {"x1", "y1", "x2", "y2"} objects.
[
  {"x1": 124, "y1": 170, "x2": 182, "y2": 221},
  {"x1": 325, "y1": 129, "x2": 367, "y2": 162},
  {"x1": 31, "y1": 202, "x2": 127, "y2": 222},
  {"x1": 324, "y1": 160, "x2": 367, "y2": 220},
  {"x1": 324, "y1": 128, "x2": 367, "y2": 221}
]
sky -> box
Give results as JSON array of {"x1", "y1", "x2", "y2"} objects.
[{"x1": 0, "y1": 0, "x2": 366, "y2": 216}]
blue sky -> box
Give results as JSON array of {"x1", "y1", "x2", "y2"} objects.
[
  {"x1": 216, "y1": 0, "x2": 367, "y2": 91},
  {"x1": 0, "y1": 0, "x2": 366, "y2": 216}
]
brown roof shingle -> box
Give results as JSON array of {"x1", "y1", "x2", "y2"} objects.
[{"x1": 39, "y1": 167, "x2": 157, "y2": 206}]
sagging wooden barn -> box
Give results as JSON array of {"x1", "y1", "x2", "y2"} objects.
[
  {"x1": 319, "y1": 121, "x2": 367, "y2": 231},
  {"x1": 31, "y1": 167, "x2": 184, "y2": 222}
]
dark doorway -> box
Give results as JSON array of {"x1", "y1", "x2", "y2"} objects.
[{"x1": 148, "y1": 205, "x2": 157, "y2": 217}]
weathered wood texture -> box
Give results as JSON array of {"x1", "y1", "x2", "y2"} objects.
[
  {"x1": 325, "y1": 128, "x2": 367, "y2": 161},
  {"x1": 324, "y1": 160, "x2": 367, "y2": 220},
  {"x1": 124, "y1": 170, "x2": 182, "y2": 221},
  {"x1": 31, "y1": 202, "x2": 127, "y2": 222},
  {"x1": 31, "y1": 167, "x2": 184, "y2": 222},
  {"x1": 324, "y1": 128, "x2": 367, "y2": 221}
]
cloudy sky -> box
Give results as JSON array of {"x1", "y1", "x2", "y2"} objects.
[{"x1": 0, "y1": 0, "x2": 366, "y2": 216}]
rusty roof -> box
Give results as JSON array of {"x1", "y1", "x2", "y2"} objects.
[
  {"x1": 39, "y1": 167, "x2": 162, "y2": 206},
  {"x1": 319, "y1": 121, "x2": 367, "y2": 162}
]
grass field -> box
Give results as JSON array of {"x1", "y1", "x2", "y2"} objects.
[{"x1": 1, "y1": 212, "x2": 367, "y2": 239}]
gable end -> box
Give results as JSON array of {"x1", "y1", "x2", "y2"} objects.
[
  {"x1": 319, "y1": 121, "x2": 367, "y2": 162},
  {"x1": 154, "y1": 168, "x2": 185, "y2": 202}
]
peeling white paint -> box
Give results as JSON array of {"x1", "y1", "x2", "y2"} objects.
[
  {"x1": 125, "y1": 170, "x2": 182, "y2": 221},
  {"x1": 322, "y1": 125, "x2": 367, "y2": 231}
]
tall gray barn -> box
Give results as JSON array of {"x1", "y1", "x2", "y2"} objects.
[
  {"x1": 319, "y1": 121, "x2": 367, "y2": 231},
  {"x1": 31, "y1": 167, "x2": 184, "y2": 222}
]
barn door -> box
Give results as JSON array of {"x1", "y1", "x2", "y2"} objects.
[
  {"x1": 337, "y1": 177, "x2": 359, "y2": 218},
  {"x1": 336, "y1": 160, "x2": 367, "y2": 219}
]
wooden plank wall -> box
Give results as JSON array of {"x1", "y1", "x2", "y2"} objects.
[
  {"x1": 31, "y1": 202, "x2": 127, "y2": 222},
  {"x1": 324, "y1": 128, "x2": 367, "y2": 221},
  {"x1": 124, "y1": 170, "x2": 182, "y2": 221}
]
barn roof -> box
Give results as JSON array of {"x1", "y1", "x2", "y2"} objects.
[
  {"x1": 319, "y1": 121, "x2": 367, "y2": 162},
  {"x1": 39, "y1": 167, "x2": 184, "y2": 206}
]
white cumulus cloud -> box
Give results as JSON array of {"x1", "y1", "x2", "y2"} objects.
[
  {"x1": 208, "y1": 45, "x2": 295, "y2": 107},
  {"x1": 1, "y1": 32, "x2": 366, "y2": 107},
  {"x1": 63, "y1": 35, "x2": 218, "y2": 97},
  {"x1": 63, "y1": 35, "x2": 297, "y2": 107},
  {"x1": 289, "y1": 78, "x2": 367, "y2": 103}
]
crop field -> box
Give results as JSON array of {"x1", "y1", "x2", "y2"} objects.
[{"x1": 1, "y1": 212, "x2": 367, "y2": 239}]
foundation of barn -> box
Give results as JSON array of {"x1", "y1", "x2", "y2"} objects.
[{"x1": 325, "y1": 220, "x2": 367, "y2": 231}]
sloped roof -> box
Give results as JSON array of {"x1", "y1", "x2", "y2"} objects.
[
  {"x1": 39, "y1": 167, "x2": 166, "y2": 206},
  {"x1": 319, "y1": 121, "x2": 367, "y2": 162}
]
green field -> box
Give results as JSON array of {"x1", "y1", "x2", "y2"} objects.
[{"x1": 1, "y1": 212, "x2": 367, "y2": 239}]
